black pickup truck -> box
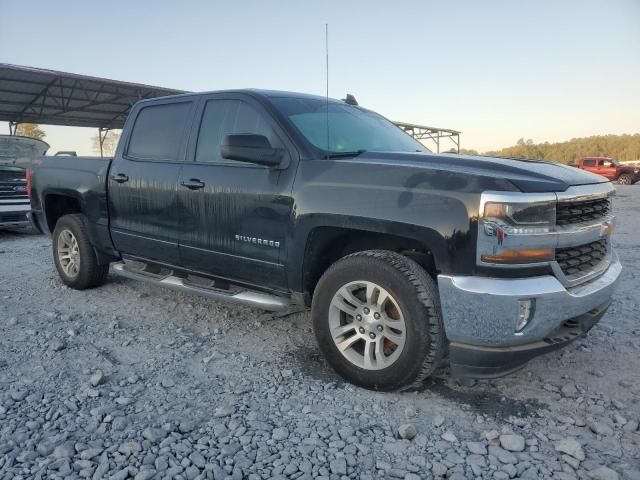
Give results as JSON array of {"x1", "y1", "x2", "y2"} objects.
[{"x1": 28, "y1": 90, "x2": 621, "y2": 390}]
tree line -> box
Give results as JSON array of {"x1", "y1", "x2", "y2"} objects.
[{"x1": 460, "y1": 134, "x2": 640, "y2": 164}]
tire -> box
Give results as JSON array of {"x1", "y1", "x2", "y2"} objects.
[
  {"x1": 617, "y1": 174, "x2": 633, "y2": 185},
  {"x1": 312, "y1": 250, "x2": 446, "y2": 391},
  {"x1": 52, "y1": 214, "x2": 109, "y2": 290}
]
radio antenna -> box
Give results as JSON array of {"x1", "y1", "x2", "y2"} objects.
[{"x1": 325, "y1": 23, "x2": 330, "y2": 159}]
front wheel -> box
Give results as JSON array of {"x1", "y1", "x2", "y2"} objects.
[
  {"x1": 312, "y1": 250, "x2": 446, "y2": 391},
  {"x1": 52, "y1": 214, "x2": 109, "y2": 290},
  {"x1": 617, "y1": 174, "x2": 633, "y2": 185}
]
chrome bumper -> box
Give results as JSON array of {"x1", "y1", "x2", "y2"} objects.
[
  {"x1": 0, "y1": 202, "x2": 30, "y2": 226},
  {"x1": 437, "y1": 251, "x2": 622, "y2": 347}
]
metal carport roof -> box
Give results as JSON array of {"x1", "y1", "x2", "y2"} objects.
[
  {"x1": 0, "y1": 63, "x2": 185, "y2": 130},
  {"x1": 0, "y1": 63, "x2": 460, "y2": 153}
]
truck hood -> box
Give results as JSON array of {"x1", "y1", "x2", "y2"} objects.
[
  {"x1": 0, "y1": 135, "x2": 49, "y2": 167},
  {"x1": 353, "y1": 151, "x2": 609, "y2": 193}
]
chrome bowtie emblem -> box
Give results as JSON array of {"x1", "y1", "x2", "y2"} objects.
[{"x1": 600, "y1": 221, "x2": 613, "y2": 237}]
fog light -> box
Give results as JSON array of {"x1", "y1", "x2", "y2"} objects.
[{"x1": 516, "y1": 299, "x2": 535, "y2": 332}]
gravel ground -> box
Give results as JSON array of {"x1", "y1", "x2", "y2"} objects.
[{"x1": 1, "y1": 186, "x2": 639, "y2": 480}]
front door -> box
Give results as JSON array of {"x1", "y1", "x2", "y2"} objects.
[
  {"x1": 177, "y1": 95, "x2": 297, "y2": 290},
  {"x1": 596, "y1": 159, "x2": 617, "y2": 180},
  {"x1": 109, "y1": 99, "x2": 195, "y2": 265}
]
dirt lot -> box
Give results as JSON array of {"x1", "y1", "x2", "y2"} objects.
[{"x1": 1, "y1": 186, "x2": 639, "y2": 480}]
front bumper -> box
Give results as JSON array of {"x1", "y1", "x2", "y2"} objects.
[
  {"x1": 437, "y1": 251, "x2": 622, "y2": 377},
  {"x1": 448, "y1": 302, "x2": 609, "y2": 377},
  {"x1": 0, "y1": 202, "x2": 30, "y2": 228}
]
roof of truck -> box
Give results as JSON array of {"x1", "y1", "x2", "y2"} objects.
[{"x1": 135, "y1": 88, "x2": 346, "y2": 105}]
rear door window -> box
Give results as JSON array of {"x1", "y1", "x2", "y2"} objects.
[
  {"x1": 127, "y1": 102, "x2": 192, "y2": 161},
  {"x1": 582, "y1": 159, "x2": 596, "y2": 167},
  {"x1": 195, "y1": 99, "x2": 280, "y2": 163}
]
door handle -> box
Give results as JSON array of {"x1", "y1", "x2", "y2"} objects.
[
  {"x1": 111, "y1": 173, "x2": 129, "y2": 183},
  {"x1": 181, "y1": 179, "x2": 205, "y2": 190}
]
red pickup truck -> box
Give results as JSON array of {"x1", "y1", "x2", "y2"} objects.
[{"x1": 576, "y1": 157, "x2": 639, "y2": 185}]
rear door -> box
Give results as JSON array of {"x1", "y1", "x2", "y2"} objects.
[
  {"x1": 177, "y1": 93, "x2": 297, "y2": 290},
  {"x1": 581, "y1": 158, "x2": 598, "y2": 175},
  {"x1": 108, "y1": 98, "x2": 195, "y2": 265}
]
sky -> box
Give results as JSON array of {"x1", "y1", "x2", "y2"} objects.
[{"x1": 1, "y1": 0, "x2": 639, "y2": 155}]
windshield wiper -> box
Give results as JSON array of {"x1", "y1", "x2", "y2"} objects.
[{"x1": 325, "y1": 149, "x2": 367, "y2": 159}]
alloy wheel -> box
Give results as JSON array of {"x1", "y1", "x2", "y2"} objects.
[
  {"x1": 328, "y1": 280, "x2": 407, "y2": 370},
  {"x1": 57, "y1": 229, "x2": 80, "y2": 278}
]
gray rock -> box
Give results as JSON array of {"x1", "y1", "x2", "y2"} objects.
[
  {"x1": 588, "y1": 466, "x2": 620, "y2": 480},
  {"x1": 118, "y1": 441, "x2": 142, "y2": 456},
  {"x1": 111, "y1": 467, "x2": 131, "y2": 480},
  {"x1": 588, "y1": 421, "x2": 614, "y2": 436},
  {"x1": 398, "y1": 423, "x2": 417, "y2": 440},
  {"x1": 554, "y1": 438, "x2": 585, "y2": 461},
  {"x1": 561, "y1": 383, "x2": 578, "y2": 398},
  {"x1": 213, "y1": 405, "x2": 235, "y2": 417},
  {"x1": 467, "y1": 454, "x2": 486, "y2": 467},
  {"x1": 467, "y1": 441, "x2": 487, "y2": 455},
  {"x1": 49, "y1": 339, "x2": 66, "y2": 351},
  {"x1": 89, "y1": 370, "x2": 105, "y2": 387},
  {"x1": 10, "y1": 390, "x2": 28, "y2": 401},
  {"x1": 134, "y1": 470, "x2": 156, "y2": 480},
  {"x1": 500, "y1": 434, "x2": 525, "y2": 452},
  {"x1": 330, "y1": 457, "x2": 347, "y2": 475},
  {"x1": 80, "y1": 447, "x2": 103, "y2": 460},
  {"x1": 184, "y1": 466, "x2": 200, "y2": 480},
  {"x1": 623, "y1": 420, "x2": 639, "y2": 432},
  {"x1": 189, "y1": 452, "x2": 206, "y2": 468},
  {"x1": 142, "y1": 428, "x2": 166, "y2": 443},
  {"x1": 488, "y1": 445, "x2": 517, "y2": 464},
  {"x1": 433, "y1": 415, "x2": 445, "y2": 427},
  {"x1": 36, "y1": 440, "x2": 56, "y2": 456},
  {"x1": 52, "y1": 442, "x2": 75, "y2": 459},
  {"x1": 441, "y1": 431, "x2": 458, "y2": 443},
  {"x1": 93, "y1": 462, "x2": 109, "y2": 479},
  {"x1": 432, "y1": 462, "x2": 448, "y2": 477},
  {"x1": 178, "y1": 420, "x2": 196, "y2": 433},
  {"x1": 272, "y1": 427, "x2": 289, "y2": 441}
]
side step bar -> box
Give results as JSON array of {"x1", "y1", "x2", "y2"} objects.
[{"x1": 111, "y1": 262, "x2": 292, "y2": 312}]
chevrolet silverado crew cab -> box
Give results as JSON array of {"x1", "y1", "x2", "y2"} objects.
[{"x1": 28, "y1": 90, "x2": 621, "y2": 391}]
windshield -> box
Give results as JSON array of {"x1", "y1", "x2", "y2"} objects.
[{"x1": 271, "y1": 97, "x2": 429, "y2": 156}]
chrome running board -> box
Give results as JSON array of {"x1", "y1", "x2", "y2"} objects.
[{"x1": 111, "y1": 262, "x2": 292, "y2": 312}]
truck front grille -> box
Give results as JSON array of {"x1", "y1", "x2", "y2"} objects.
[
  {"x1": 555, "y1": 239, "x2": 608, "y2": 277},
  {"x1": 556, "y1": 197, "x2": 610, "y2": 226}
]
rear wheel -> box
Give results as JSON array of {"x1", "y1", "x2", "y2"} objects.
[
  {"x1": 312, "y1": 250, "x2": 446, "y2": 391},
  {"x1": 617, "y1": 174, "x2": 633, "y2": 185},
  {"x1": 52, "y1": 214, "x2": 109, "y2": 290}
]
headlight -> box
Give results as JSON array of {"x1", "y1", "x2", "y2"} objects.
[
  {"x1": 483, "y1": 201, "x2": 555, "y2": 234},
  {"x1": 478, "y1": 195, "x2": 556, "y2": 266}
]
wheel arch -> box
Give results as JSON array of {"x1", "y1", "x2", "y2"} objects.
[
  {"x1": 42, "y1": 189, "x2": 119, "y2": 265},
  {"x1": 294, "y1": 219, "x2": 448, "y2": 304},
  {"x1": 43, "y1": 190, "x2": 84, "y2": 233}
]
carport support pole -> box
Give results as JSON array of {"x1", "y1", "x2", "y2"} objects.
[{"x1": 98, "y1": 127, "x2": 109, "y2": 158}]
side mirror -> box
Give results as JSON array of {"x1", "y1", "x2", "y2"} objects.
[{"x1": 221, "y1": 134, "x2": 283, "y2": 167}]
